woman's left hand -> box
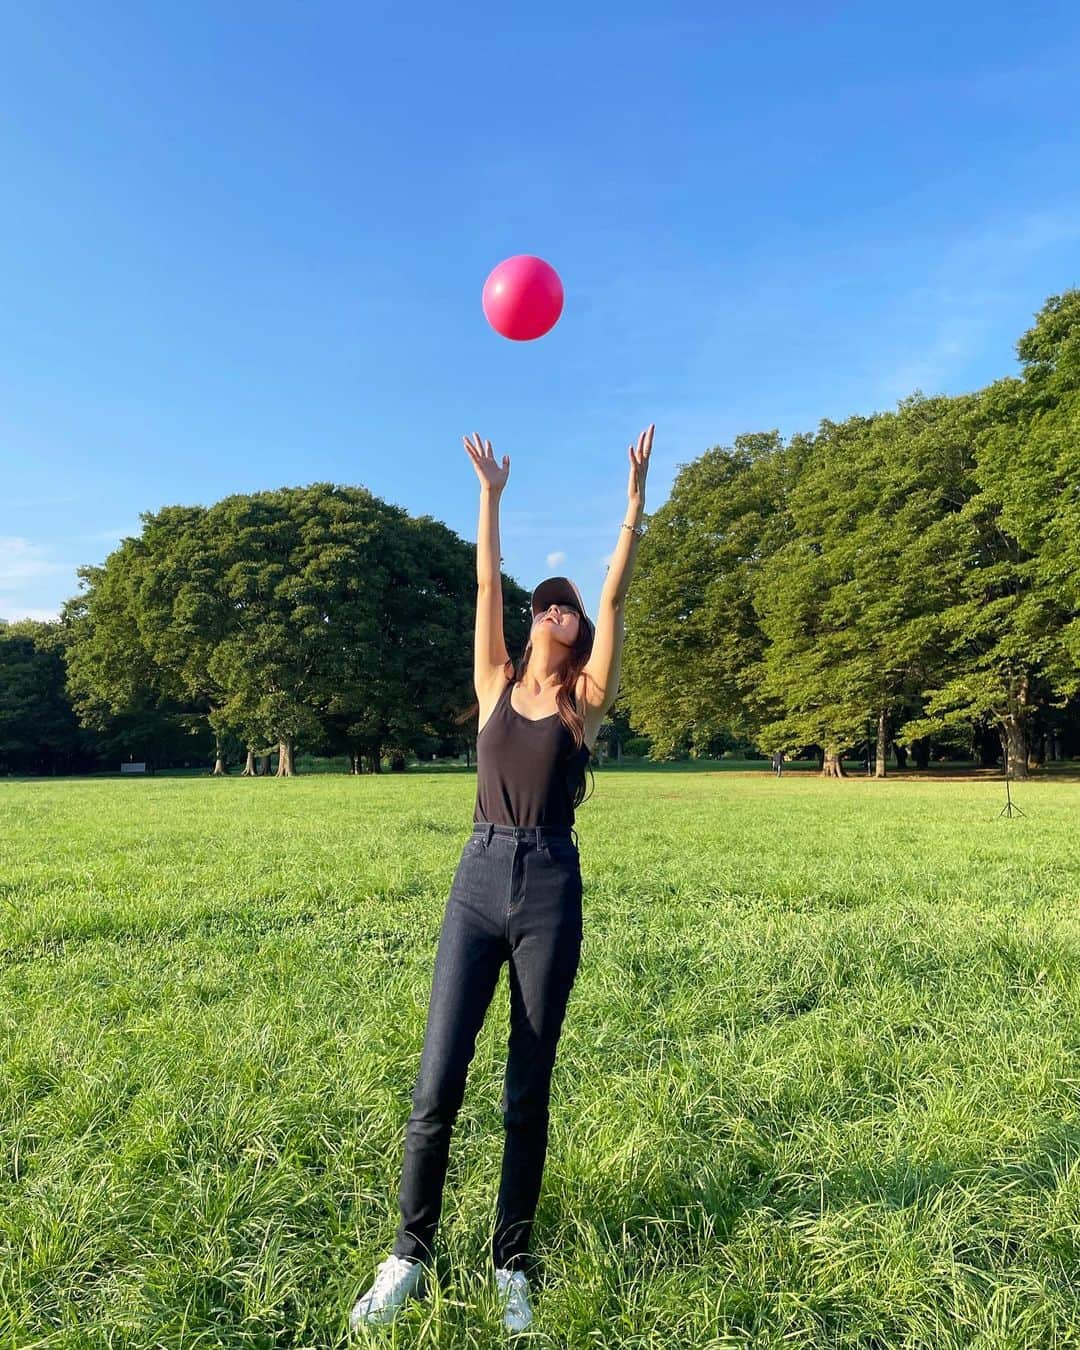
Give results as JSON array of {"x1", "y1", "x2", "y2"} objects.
[{"x1": 627, "y1": 424, "x2": 654, "y2": 508}]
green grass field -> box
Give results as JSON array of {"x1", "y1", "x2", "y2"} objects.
[{"x1": 3, "y1": 770, "x2": 1080, "y2": 1348}]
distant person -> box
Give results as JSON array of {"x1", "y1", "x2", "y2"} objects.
[
  {"x1": 350, "y1": 425, "x2": 653, "y2": 1335},
  {"x1": 771, "y1": 750, "x2": 785, "y2": 778}
]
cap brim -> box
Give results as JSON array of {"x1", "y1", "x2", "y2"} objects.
[{"x1": 531, "y1": 576, "x2": 589, "y2": 622}]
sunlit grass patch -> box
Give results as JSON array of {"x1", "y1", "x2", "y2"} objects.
[{"x1": 2, "y1": 770, "x2": 1079, "y2": 1346}]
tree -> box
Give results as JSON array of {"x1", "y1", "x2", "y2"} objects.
[
  {"x1": 623, "y1": 432, "x2": 794, "y2": 756},
  {"x1": 902, "y1": 293, "x2": 1080, "y2": 777},
  {"x1": 984, "y1": 292, "x2": 1080, "y2": 713},
  {"x1": 755, "y1": 398, "x2": 979, "y2": 777},
  {"x1": 63, "y1": 541, "x2": 197, "y2": 765},
  {"x1": 0, "y1": 621, "x2": 82, "y2": 774},
  {"x1": 64, "y1": 482, "x2": 518, "y2": 777},
  {"x1": 202, "y1": 486, "x2": 496, "y2": 775}
]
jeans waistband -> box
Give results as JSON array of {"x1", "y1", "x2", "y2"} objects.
[{"x1": 473, "y1": 822, "x2": 578, "y2": 847}]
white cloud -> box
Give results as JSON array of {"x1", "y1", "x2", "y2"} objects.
[
  {"x1": 0, "y1": 606, "x2": 61, "y2": 623},
  {"x1": 0, "y1": 537, "x2": 68, "y2": 592},
  {"x1": 546, "y1": 550, "x2": 566, "y2": 567}
]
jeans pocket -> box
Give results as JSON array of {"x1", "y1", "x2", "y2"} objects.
[{"x1": 452, "y1": 836, "x2": 486, "y2": 894}]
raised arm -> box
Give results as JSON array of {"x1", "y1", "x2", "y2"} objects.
[
  {"x1": 463, "y1": 433, "x2": 512, "y2": 699},
  {"x1": 580, "y1": 424, "x2": 653, "y2": 719}
]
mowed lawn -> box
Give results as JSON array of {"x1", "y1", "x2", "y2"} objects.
[{"x1": 3, "y1": 770, "x2": 1080, "y2": 1349}]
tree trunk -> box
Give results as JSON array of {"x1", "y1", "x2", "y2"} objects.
[
  {"x1": 258, "y1": 755, "x2": 270, "y2": 775},
  {"x1": 999, "y1": 674, "x2": 1031, "y2": 779},
  {"x1": 875, "y1": 709, "x2": 888, "y2": 779},
  {"x1": 894, "y1": 743, "x2": 908, "y2": 770},
  {"x1": 911, "y1": 738, "x2": 931, "y2": 770},
  {"x1": 368, "y1": 745, "x2": 382, "y2": 774},
  {"x1": 241, "y1": 748, "x2": 257, "y2": 776},
  {"x1": 1000, "y1": 720, "x2": 1029, "y2": 780},
  {"x1": 822, "y1": 748, "x2": 846, "y2": 778},
  {"x1": 276, "y1": 740, "x2": 296, "y2": 776},
  {"x1": 350, "y1": 752, "x2": 361, "y2": 775},
  {"x1": 212, "y1": 735, "x2": 227, "y2": 776}
]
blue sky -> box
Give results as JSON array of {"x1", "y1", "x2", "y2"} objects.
[{"x1": 3, "y1": 0, "x2": 1079, "y2": 622}]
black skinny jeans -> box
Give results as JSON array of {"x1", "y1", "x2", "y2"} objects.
[{"x1": 393, "y1": 822, "x2": 583, "y2": 1272}]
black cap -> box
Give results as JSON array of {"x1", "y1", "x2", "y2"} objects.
[{"x1": 530, "y1": 576, "x2": 589, "y2": 623}]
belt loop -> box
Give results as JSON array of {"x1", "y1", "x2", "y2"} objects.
[{"x1": 484, "y1": 823, "x2": 494, "y2": 847}]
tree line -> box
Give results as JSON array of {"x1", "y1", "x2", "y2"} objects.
[
  {"x1": 1, "y1": 485, "x2": 532, "y2": 775},
  {"x1": 622, "y1": 291, "x2": 1080, "y2": 778},
  {"x1": 2, "y1": 290, "x2": 1077, "y2": 779}
]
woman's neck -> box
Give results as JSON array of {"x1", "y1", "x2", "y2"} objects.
[{"x1": 520, "y1": 656, "x2": 565, "y2": 695}]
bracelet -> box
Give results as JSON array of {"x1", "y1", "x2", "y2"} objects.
[{"x1": 622, "y1": 522, "x2": 645, "y2": 537}]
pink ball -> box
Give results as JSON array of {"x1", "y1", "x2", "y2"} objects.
[{"x1": 482, "y1": 255, "x2": 564, "y2": 341}]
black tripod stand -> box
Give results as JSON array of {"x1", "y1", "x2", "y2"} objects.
[{"x1": 998, "y1": 743, "x2": 1026, "y2": 819}]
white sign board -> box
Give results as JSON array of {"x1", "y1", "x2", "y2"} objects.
[{"x1": 120, "y1": 763, "x2": 147, "y2": 774}]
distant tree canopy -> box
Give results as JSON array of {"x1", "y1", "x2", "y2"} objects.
[
  {"x1": 57, "y1": 483, "x2": 530, "y2": 775},
  {"x1": 4, "y1": 292, "x2": 1078, "y2": 779},
  {"x1": 0, "y1": 617, "x2": 202, "y2": 775},
  {"x1": 0, "y1": 620, "x2": 83, "y2": 774},
  {"x1": 623, "y1": 290, "x2": 1080, "y2": 778}
]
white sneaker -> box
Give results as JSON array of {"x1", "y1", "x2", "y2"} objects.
[
  {"x1": 494, "y1": 1267, "x2": 533, "y2": 1333},
  {"x1": 349, "y1": 1254, "x2": 426, "y2": 1328}
]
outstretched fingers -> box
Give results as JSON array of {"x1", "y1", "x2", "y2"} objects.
[
  {"x1": 463, "y1": 432, "x2": 510, "y2": 486},
  {"x1": 463, "y1": 432, "x2": 494, "y2": 460},
  {"x1": 626, "y1": 423, "x2": 654, "y2": 499}
]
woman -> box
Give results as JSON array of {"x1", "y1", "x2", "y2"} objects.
[{"x1": 351, "y1": 424, "x2": 653, "y2": 1334}]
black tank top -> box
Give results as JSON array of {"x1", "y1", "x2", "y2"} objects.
[{"x1": 474, "y1": 678, "x2": 590, "y2": 827}]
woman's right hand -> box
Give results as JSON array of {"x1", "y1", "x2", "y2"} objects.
[{"x1": 463, "y1": 432, "x2": 510, "y2": 494}]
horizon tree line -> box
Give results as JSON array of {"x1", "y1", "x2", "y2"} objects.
[{"x1": 2, "y1": 289, "x2": 1078, "y2": 780}]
